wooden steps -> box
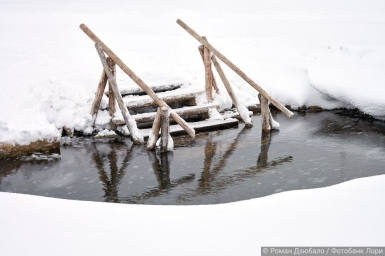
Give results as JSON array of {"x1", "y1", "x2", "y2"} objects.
[
  {"x1": 139, "y1": 118, "x2": 239, "y2": 138},
  {"x1": 102, "y1": 82, "x2": 241, "y2": 138},
  {"x1": 113, "y1": 103, "x2": 219, "y2": 125}
]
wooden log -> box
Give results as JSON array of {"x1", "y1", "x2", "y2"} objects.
[
  {"x1": 204, "y1": 46, "x2": 213, "y2": 102},
  {"x1": 95, "y1": 43, "x2": 144, "y2": 144},
  {"x1": 90, "y1": 69, "x2": 108, "y2": 116},
  {"x1": 80, "y1": 24, "x2": 195, "y2": 138},
  {"x1": 107, "y1": 57, "x2": 116, "y2": 117},
  {"x1": 260, "y1": 94, "x2": 271, "y2": 132},
  {"x1": 176, "y1": 19, "x2": 294, "y2": 119},
  {"x1": 211, "y1": 54, "x2": 253, "y2": 128},
  {"x1": 160, "y1": 107, "x2": 170, "y2": 152},
  {"x1": 146, "y1": 107, "x2": 161, "y2": 151},
  {"x1": 198, "y1": 46, "x2": 220, "y2": 95},
  {"x1": 107, "y1": 57, "x2": 117, "y2": 131}
]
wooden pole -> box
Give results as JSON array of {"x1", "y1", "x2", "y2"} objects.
[
  {"x1": 161, "y1": 107, "x2": 170, "y2": 152},
  {"x1": 160, "y1": 107, "x2": 170, "y2": 153},
  {"x1": 90, "y1": 69, "x2": 108, "y2": 116},
  {"x1": 107, "y1": 57, "x2": 116, "y2": 130},
  {"x1": 211, "y1": 54, "x2": 253, "y2": 128},
  {"x1": 107, "y1": 57, "x2": 116, "y2": 117},
  {"x1": 146, "y1": 107, "x2": 161, "y2": 151},
  {"x1": 95, "y1": 43, "x2": 144, "y2": 144},
  {"x1": 176, "y1": 19, "x2": 294, "y2": 119},
  {"x1": 203, "y1": 38, "x2": 213, "y2": 102},
  {"x1": 80, "y1": 24, "x2": 195, "y2": 138},
  {"x1": 260, "y1": 94, "x2": 271, "y2": 132},
  {"x1": 198, "y1": 45, "x2": 220, "y2": 95}
]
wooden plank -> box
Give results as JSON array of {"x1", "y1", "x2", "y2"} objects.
[
  {"x1": 140, "y1": 118, "x2": 239, "y2": 138},
  {"x1": 105, "y1": 83, "x2": 183, "y2": 97},
  {"x1": 123, "y1": 89, "x2": 204, "y2": 108},
  {"x1": 80, "y1": 24, "x2": 195, "y2": 139},
  {"x1": 176, "y1": 19, "x2": 294, "y2": 119},
  {"x1": 113, "y1": 103, "x2": 219, "y2": 125},
  {"x1": 95, "y1": 43, "x2": 144, "y2": 144}
]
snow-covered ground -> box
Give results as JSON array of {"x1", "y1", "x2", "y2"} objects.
[
  {"x1": 1, "y1": 174, "x2": 384, "y2": 255},
  {"x1": 1, "y1": 0, "x2": 385, "y2": 145}
]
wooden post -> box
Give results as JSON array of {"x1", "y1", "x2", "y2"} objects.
[
  {"x1": 146, "y1": 107, "x2": 161, "y2": 151},
  {"x1": 202, "y1": 36, "x2": 214, "y2": 102},
  {"x1": 107, "y1": 57, "x2": 116, "y2": 117},
  {"x1": 107, "y1": 57, "x2": 116, "y2": 130},
  {"x1": 198, "y1": 45, "x2": 220, "y2": 95},
  {"x1": 95, "y1": 43, "x2": 144, "y2": 144},
  {"x1": 211, "y1": 54, "x2": 253, "y2": 128},
  {"x1": 176, "y1": 19, "x2": 294, "y2": 119},
  {"x1": 80, "y1": 24, "x2": 195, "y2": 138},
  {"x1": 260, "y1": 94, "x2": 271, "y2": 132},
  {"x1": 90, "y1": 70, "x2": 108, "y2": 116},
  {"x1": 160, "y1": 107, "x2": 170, "y2": 153}
]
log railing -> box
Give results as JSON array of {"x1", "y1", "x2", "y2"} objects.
[
  {"x1": 80, "y1": 23, "x2": 196, "y2": 144},
  {"x1": 177, "y1": 19, "x2": 294, "y2": 126}
]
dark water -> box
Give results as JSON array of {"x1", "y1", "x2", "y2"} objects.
[{"x1": 1, "y1": 111, "x2": 385, "y2": 205}]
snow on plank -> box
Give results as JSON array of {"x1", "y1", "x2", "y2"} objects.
[
  {"x1": 106, "y1": 83, "x2": 183, "y2": 97},
  {"x1": 122, "y1": 88, "x2": 204, "y2": 108}
]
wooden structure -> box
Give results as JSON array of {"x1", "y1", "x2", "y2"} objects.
[
  {"x1": 177, "y1": 19, "x2": 294, "y2": 132},
  {"x1": 80, "y1": 24, "x2": 239, "y2": 151}
]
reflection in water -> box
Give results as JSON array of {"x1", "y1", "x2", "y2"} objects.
[
  {"x1": 91, "y1": 141, "x2": 135, "y2": 203},
  {"x1": 1, "y1": 112, "x2": 385, "y2": 205},
  {"x1": 119, "y1": 151, "x2": 195, "y2": 204}
]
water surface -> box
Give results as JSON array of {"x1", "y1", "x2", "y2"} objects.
[{"x1": 1, "y1": 111, "x2": 385, "y2": 205}]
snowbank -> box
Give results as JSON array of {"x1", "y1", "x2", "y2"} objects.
[
  {"x1": 0, "y1": 174, "x2": 384, "y2": 255},
  {"x1": 1, "y1": 0, "x2": 385, "y2": 146}
]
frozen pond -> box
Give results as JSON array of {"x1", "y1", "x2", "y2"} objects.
[{"x1": 1, "y1": 111, "x2": 385, "y2": 205}]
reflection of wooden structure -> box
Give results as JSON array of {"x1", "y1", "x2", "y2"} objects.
[
  {"x1": 90, "y1": 140, "x2": 195, "y2": 203},
  {"x1": 178, "y1": 129, "x2": 292, "y2": 201}
]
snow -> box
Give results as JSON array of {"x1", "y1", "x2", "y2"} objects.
[
  {"x1": 1, "y1": 0, "x2": 385, "y2": 145},
  {"x1": 94, "y1": 129, "x2": 117, "y2": 138},
  {"x1": 156, "y1": 134, "x2": 174, "y2": 151},
  {"x1": 0, "y1": 174, "x2": 384, "y2": 255}
]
